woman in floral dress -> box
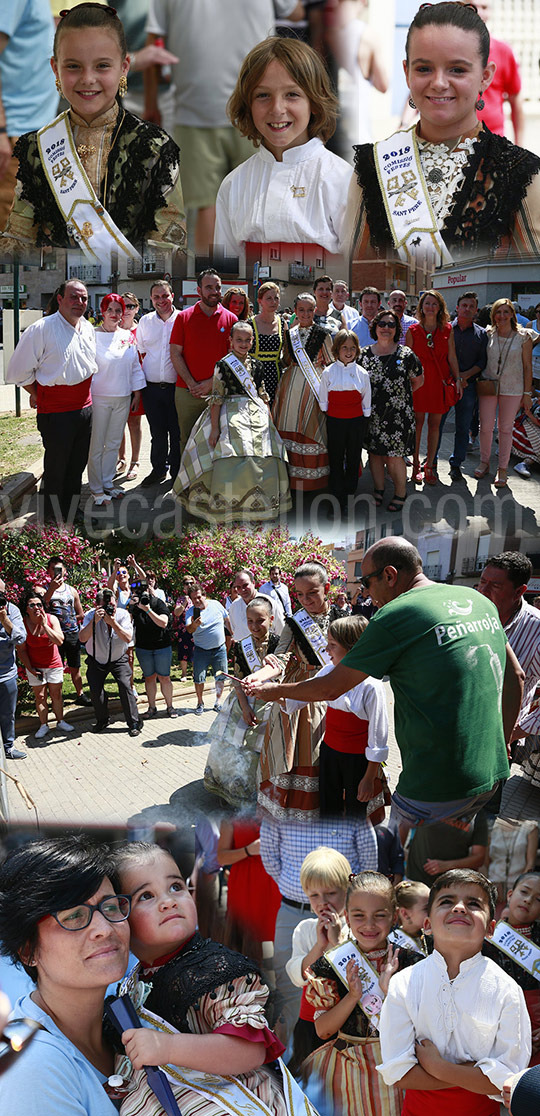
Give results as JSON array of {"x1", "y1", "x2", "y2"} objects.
[{"x1": 360, "y1": 309, "x2": 423, "y2": 512}]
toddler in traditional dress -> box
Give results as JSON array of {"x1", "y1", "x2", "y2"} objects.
[
  {"x1": 378, "y1": 869, "x2": 531, "y2": 1116},
  {"x1": 114, "y1": 842, "x2": 317, "y2": 1116}
]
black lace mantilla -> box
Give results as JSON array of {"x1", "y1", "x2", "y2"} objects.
[
  {"x1": 14, "y1": 110, "x2": 180, "y2": 248},
  {"x1": 141, "y1": 933, "x2": 264, "y2": 1033},
  {"x1": 353, "y1": 127, "x2": 540, "y2": 254}
]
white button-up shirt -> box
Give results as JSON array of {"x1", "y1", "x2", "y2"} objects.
[
  {"x1": 258, "y1": 580, "x2": 292, "y2": 617},
  {"x1": 6, "y1": 311, "x2": 96, "y2": 387},
  {"x1": 377, "y1": 949, "x2": 531, "y2": 1098},
  {"x1": 318, "y1": 358, "x2": 372, "y2": 416},
  {"x1": 137, "y1": 308, "x2": 180, "y2": 384},
  {"x1": 214, "y1": 138, "x2": 353, "y2": 257},
  {"x1": 92, "y1": 330, "x2": 146, "y2": 398},
  {"x1": 285, "y1": 661, "x2": 388, "y2": 763}
]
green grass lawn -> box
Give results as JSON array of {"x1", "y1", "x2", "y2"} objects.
[{"x1": 0, "y1": 410, "x2": 42, "y2": 479}]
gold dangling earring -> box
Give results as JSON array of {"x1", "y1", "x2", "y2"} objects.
[
  {"x1": 118, "y1": 75, "x2": 128, "y2": 97},
  {"x1": 56, "y1": 78, "x2": 63, "y2": 95}
]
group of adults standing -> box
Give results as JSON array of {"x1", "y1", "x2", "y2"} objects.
[{"x1": 5, "y1": 269, "x2": 538, "y2": 525}]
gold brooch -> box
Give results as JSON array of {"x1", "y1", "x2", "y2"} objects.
[
  {"x1": 290, "y1": 185, "x2": 306, "y2": 198},
  {"x1": 81, "y1": 221, "x2": 94, "y2": 241},
  {"x1": 77, "y1": 144, "x2": 96, "y2": 159}
]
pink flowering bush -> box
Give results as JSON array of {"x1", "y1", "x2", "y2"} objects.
[{"x1": 136, "y1": 525, "x2": 345, "y2": 604}]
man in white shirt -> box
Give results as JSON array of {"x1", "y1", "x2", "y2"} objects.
[
  {"x1": 258, "y1": 565, "x2": 292, "y2": 617},
  {"x1": 329, "y1": 280, "x2": 360, "y2": 329},
  {"x1": 228, "y1": 568, "x2": 285, "y2": 640},
  {"x1": 6, "y1": 279, "x2": 96, "y2": 522},
  {"x1": 79, "y1": 590, "x2": 142, "y2": 737},
  {"x1": 137, "y1": 279, "x2": 181, "y2": 487},
  {"x1": 387, "y1": 289, "x2": 418, "y2": 344},
  {"x1": 352, "y1": 286, "x2": 382, "y2": 346}
]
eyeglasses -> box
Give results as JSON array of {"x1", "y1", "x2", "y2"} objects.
[
  {"x1": 359, "y1": 565, "x2": 387, "y2": 590},
  {"x1": 377, "y1": 321, "x2": 395, "y2": 329},
  {"x1": 51, "y1": 895, "x2": 131, "y2": 931}
]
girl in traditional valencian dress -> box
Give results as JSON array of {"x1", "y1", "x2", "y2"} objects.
[
  {"x1": 301, "y1": 871, "x2": 421, "y2": 1116},
  {"x1": 2, "y1": 3, "x2": 185, "y2": 262}
]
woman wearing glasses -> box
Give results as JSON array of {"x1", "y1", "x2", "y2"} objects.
[
  {"x1": 18, "y1": 588, "x2": 75, "y2": 741},
  {"x1": 346, "y1": 2, "x2": 540, "y2": 263},
  {"x1": 0, "y1": 836, "x2": 131, "y2": 1116},
  {"x1": 405, "y1": 290, "x2": 460, "y2": 485},
  {"x1": 360, "y1": 309, "x2": 424, "y2": 512}
]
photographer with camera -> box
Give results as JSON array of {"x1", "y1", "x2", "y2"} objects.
[
  {"x1": 18, "y1": 589, "x2": 75, "y2": 741},
  {"x1": 79, "y1": 589, "x2": 142, "y2": 737},
  {"x1": 0, "y1": 579, "x2": 27, "y2": 760},
  {"x1": 43, "y1": 556, "x2": 92, "y2": 708},
  {"x1": 130, "y1": 583, "x2": 176, "y2": 719}
]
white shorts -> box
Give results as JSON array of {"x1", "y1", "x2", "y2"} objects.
[{"x1": 26, "y1": 666, "x2": 64, "y2": 686}]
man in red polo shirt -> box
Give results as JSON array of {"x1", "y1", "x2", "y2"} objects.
[
  {"x1": 170, "y1": 268, "x2": 237, "y2": 453},
  {"x1": 6, "y1": 279, "x2": 96, "y2": 522},
  {"x1": 474, "y1": 1, "x2": 524, "y2": 145}
]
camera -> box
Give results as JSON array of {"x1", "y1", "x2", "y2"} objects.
[
  {"x1": 131, "y1": 581, "x2": 150, "y2": 607},
  {"x1": 97, "y1": 588, "x2": 115, "y2": 616},
  {"x1": 0, "y1": 592, "x2": 7, "y2": 609}
]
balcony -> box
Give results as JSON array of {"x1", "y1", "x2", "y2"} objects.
[
  {"x1": 69, "y1": 265, "x2": 103, "y2": 283},
  {"x1": 289, "y1": 263, "x2": 315, "y2": 282},
  {"x1": 424, "y1": 564, "x2": 442, "y2": 580},
  {"x1": 461, "y1": 557, "x2": 488, "y2": 575},
  {"x1": 127, "y1": 253, "x2": 169, "y2": 278}
]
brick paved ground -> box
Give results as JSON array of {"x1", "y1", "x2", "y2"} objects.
[{"x1": 4, "y1": 682, "x2": 401, "y2": 829}]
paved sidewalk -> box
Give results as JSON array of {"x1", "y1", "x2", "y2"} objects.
[{"x1": 4, "y1": 683, "x2": 402, "y2": 829}]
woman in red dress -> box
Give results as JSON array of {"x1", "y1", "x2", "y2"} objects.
[
  {"x1": 217, "y1": 817, "x2": 280, "y2": 967},
  {"x1": 405, "y1": 290, "x2": 460, "y2": 485}
]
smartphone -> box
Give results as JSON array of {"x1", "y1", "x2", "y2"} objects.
[{"x1": 192, "y1": 607, "x2": 201, "y2": 620}]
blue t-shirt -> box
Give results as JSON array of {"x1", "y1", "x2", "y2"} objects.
[
  {"x1": 0, "y1": 602, "x2": 26, "y2": 682},
  {"x1": 0, "y1": 0, "x2": 57, "y2": 135},
  {"x1": 185, "y1": 599, "x2": 227, "y2": 649}
]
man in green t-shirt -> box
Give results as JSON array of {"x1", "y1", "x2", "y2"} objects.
[{"x1": 247, "y1": 538, "x2": 524, "y2": 827}]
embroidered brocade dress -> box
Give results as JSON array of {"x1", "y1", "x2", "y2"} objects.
[
  {"x1": 248, "y1": 315, "x2": 286, "y2": 406},
  {"x1": 257, "y1": 606, "x2": 342, "y2": 821},
  {"x1": 204, "y1": 632, "x2": 279, "y2": 808},
  {"x1": 272, "y1": 323, "x2": 332, "y2": 492},
  {"x1": 302, "y1": 946, "x2": 421, "y2": 1116},
  {"x1": 3, "y1": 105, "x2": 186, "y2": 253},
  {"x1": 350, "y1": 127, "x2": 540, "y2": 260},
  {"x1": 116, "y1": 933, "x2": 312, "y2": 1116},
  {"x1": 407, "y1": 322, "x2": 452, "y2": 415},
  {"x1": 173, "y1": 356, "x2": 291, "y2": 524},
  {"x1": 360, "y1": 345, "x2": 422, "y2": 458}
]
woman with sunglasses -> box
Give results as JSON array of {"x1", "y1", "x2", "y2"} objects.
[
  {"x1": 18, "y1": 588, "x2": 75, "y2": 741},
  {"x1": 346, "y1": 2, "x2": 540, "y2": 263},
  {"x1": 360, "y1": 309, "x2": 424, "y2": 511},
  {"x1": 117, "y1": 293, "x2": 144, "y2": 482},
  {"x1": 0, "y1": 835, "x2": 131, "y2": 1116},
  {"x1": 405, "y1": 290, "x2": 460, "y2": 485}
]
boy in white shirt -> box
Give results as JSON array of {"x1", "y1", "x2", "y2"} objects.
[{"x1": 377, "y1": 869, "x2": 531, "y2": 1116}]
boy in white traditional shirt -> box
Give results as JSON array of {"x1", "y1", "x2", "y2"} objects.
[{"x1": 377, "y1": 869, "x2": 531, "y2": 1116}]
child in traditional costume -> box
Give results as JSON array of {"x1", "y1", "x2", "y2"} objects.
[
  {"x1": 301, "y1": 870, "x2": 421, "y2": 1116},
  {"x1": 2, "y1": 3, "x2": 185, "y2": 264},
  {"x1": 318, "y1": 329, "x2": 371, "y2": 511},
  {"x1": 483, "y1": 871, "x2": 540, "y2": 1066},
  {"x1": 378, "y1": 869, "x2": 531, "y2": 1116},
  {"x1": 214, "y1": 37, "x2": 352, "y2": 263},
  {"x1": 389, "y1": 881, "x2": 430, "y2": 956},
  {"x1": 204, "y1": 595, "x2": 280, "y2": 808},
  {"x1": 113, "y1": 842, "x2": 319, "y2": 1116},
  {"x1": 245, "y1": 561, "x2": 346, "y2": 821},
  {"x1": 283, "y1": 615, "x2": 388, "y2": 819},
  {"x1": 286, "y1": 848, "x2": 351, "y2": 1080},
  {"x1": 173, "y1": 321, "x2": 291, "y2": 523}
]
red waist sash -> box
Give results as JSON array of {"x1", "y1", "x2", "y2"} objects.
[
  {"x1": 36, "y1": 379, "x2": 92, "y2": 413},
  {"x1": 324, "y1": 706, "x2": 369, "y2": 754},
  {"x1": 327, "y1": 389, "x2": 364, "y2": 418},
  {"x1": 403, "y1": 1086, "x2": 499, "y2": 1116}
]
